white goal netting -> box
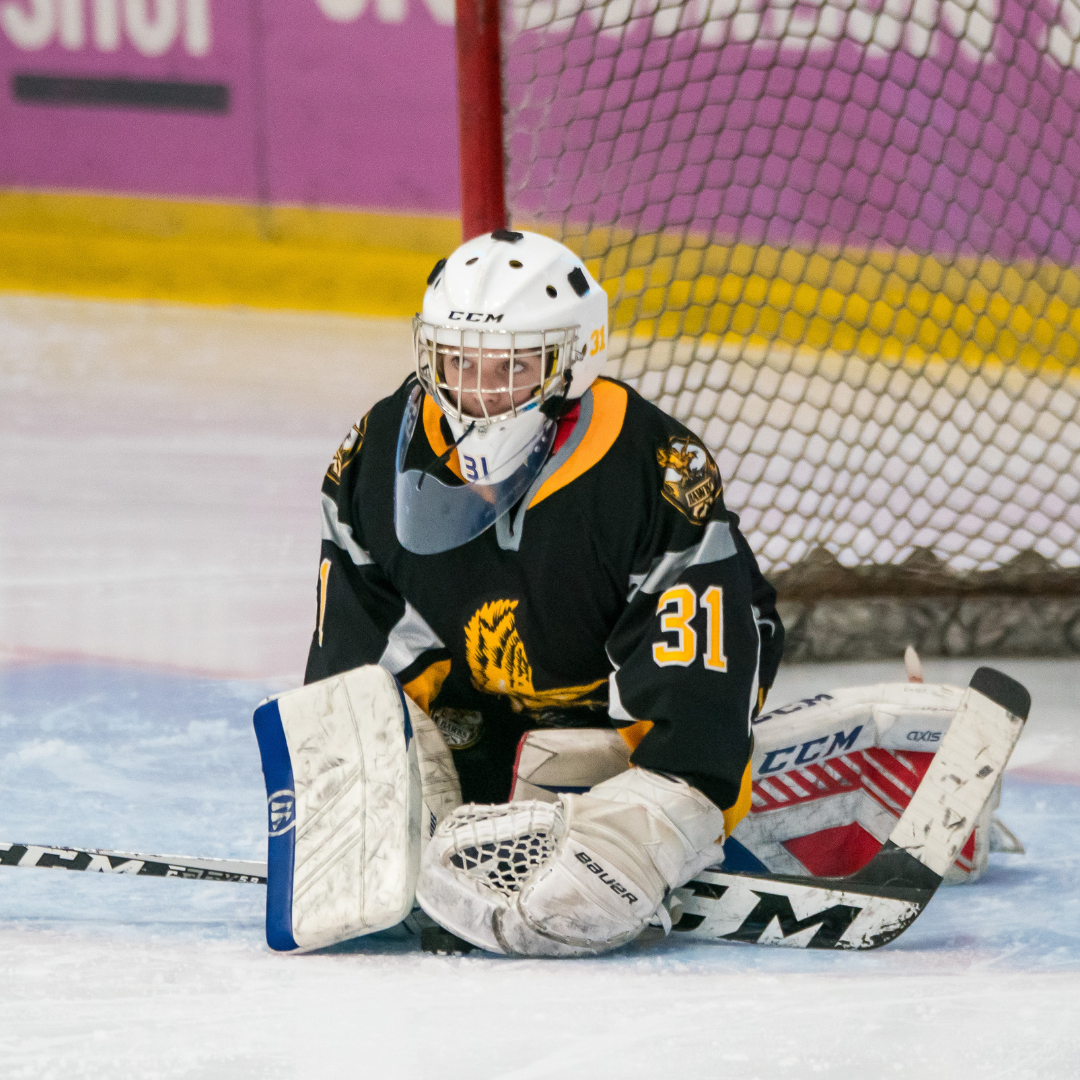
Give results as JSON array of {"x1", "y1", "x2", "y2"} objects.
[{"x1": 502, "y1": 0, "x2": 1080, "y2": 586}]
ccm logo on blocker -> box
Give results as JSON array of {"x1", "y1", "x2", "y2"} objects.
[
  {"x1": 758, "y1": 726, "x2": 864, "y2": 774},
  {"x1": 574, "y1": 851, "x2": 639, "y2": 903}
]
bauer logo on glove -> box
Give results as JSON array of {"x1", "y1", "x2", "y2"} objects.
[
  {"x1": 573, "y1": 850, "x2": 639, "y2": 904},
  {"x1": 417, "y1": 768, "x2": 726, "y2": 957}
]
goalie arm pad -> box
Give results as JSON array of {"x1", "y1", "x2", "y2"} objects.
[
  {"x1": 417, "y1": 767, "x2": 725, "y2": 957},
  {"x1": 581, "y1": 767, "x2": 726, "y2": 887},
  {"x1": 605, "y1": 506, "x2": 779, "y2": 815},
  {"x1": 511, "y1": 727, "x2": 753, "y2": 838},
  {"x1": 306, "y1": 425, "x2": 451, "y2": 692}
]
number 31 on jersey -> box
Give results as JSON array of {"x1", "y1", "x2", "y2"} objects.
[{"x1": 652, "y1": 585, "x2": 727, "y2": 671}]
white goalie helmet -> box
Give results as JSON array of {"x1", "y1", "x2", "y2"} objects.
[{"x1": 395, "y1": 229, "x2": 608, "y2": 554}]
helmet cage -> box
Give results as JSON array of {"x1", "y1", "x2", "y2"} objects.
[{"x1": 413, "y1": 317, "x2": 580, "y2": 427}]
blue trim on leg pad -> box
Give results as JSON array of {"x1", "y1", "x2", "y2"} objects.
[
  {"x1": 394, "y1": 677, "x2": 413, "y2": 748},
  {"x1": 253, "y1": 698, "x2": 299, "y2": 953}
]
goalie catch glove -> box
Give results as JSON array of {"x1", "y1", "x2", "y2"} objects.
[{"x1": 415, "y1": 767, "x2": 726, "y2": 957}]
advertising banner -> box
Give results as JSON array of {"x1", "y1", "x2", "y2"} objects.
[{"x1": 0, "y1": 0, "x2": 460, "y2": 212}]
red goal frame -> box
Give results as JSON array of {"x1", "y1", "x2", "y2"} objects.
[{"x1": 455, "y1": 0, "x2": 507, "y2": 240}]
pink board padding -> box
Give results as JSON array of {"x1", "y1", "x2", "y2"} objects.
[
  {"x1": 504, "y1": 1, "x2": 1080, "y2": 265},
  {"x1": 0, "y1": 0, "x2": 460, "y2": 212},
  {"x1": 260, "y1": 1, "x2": 459, "y2": 212},
  {"x1": 0, "y1": 2, "x2": 259, "y2": 200}
]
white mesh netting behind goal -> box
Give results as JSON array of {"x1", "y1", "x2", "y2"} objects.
[{"x1": 501, "y1": 0, "x2": 1080, "y2": 610}]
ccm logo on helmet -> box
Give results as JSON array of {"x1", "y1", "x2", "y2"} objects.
[
  {"x1": 448, "y1": 311, "x2": 505, "y2": 323},
  {"x1": 574, "y1": 850, "x2": 639, "y2": 903}
]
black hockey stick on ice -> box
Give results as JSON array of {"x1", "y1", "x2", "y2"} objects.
[
  {"x1": 668, "y1": 667, "x2": 1030, "y2": 951},
  {"x1": 0, "y1": 842, "x2": 266, "y2": 884}
]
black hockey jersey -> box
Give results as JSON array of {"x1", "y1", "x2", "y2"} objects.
[{"x1": 306, "y1": 375, "x2": 784, "y2": 830}]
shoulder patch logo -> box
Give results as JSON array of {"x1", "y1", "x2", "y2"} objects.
[
  {"x1": 657, "y1": 434, "x2": 721, "y2": 522},
  {"x1": 326, "y1": 414, "x2": 369, "y2": 485},
  {"x1": 464, "y1": 600, "x2": 606, "y2": 713}
]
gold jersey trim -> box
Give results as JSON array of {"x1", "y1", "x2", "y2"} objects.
[
  {"x1": 402, "y1": 658, "x2": 452, "y2": 715},
  {"x1": 527, "y1": 379, "x2": 628, "y2": 510},
  {"x1": 723, "y1": 759, "x2": 755, "y2": 837},
  {"x1": 421, "y1": 394, "x2": 466, "y2": 481}
]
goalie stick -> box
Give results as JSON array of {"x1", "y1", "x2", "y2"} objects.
[
  {"x1": 0, "y1": 842, "x2": 266, "y2": 884},
  {"x1": 0, "y1": 667, "x2": 1027, "y2": 956},
  {"x1": 667, "y1": 667, "x2": 1030, "y2": 950}
]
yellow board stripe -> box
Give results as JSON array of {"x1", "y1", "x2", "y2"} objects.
[
  {"x1": 7, "y1": 189, "x2": 1074, "y2": 379},
  {"x1": 551, "y1": 225, "x2": 1080, "y2": 376},
  {"x1": 0, "y1": 188, "x2": 459, "y2": 318}
]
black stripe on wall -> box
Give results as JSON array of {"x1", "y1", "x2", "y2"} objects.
[{"x1": 13, "y1": 75, "x2": 229, "y2": 114}]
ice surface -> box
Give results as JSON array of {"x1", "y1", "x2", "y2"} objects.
[
  {"x1": 0, "y1": 293, "x2": 413, "y2": 678},
  {"x1": 1, "y1": 296, "x2": 1078, "y2": 1078}
]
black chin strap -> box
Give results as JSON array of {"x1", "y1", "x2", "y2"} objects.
[
  {"x1": 540, "y1": 369, "x2": 576, "y2": 420},
  {"x1": 416, "y1": 421, "x2": 475, "y2": 490}
]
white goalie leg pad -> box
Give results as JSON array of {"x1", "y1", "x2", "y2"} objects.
[
  {"x1": 253, "y1": 665, "x2": 422, "y2": 953},
  {"x1": 417, "y1": 768, "x2": 726, "y2": 957},
  {"x1": 405, "y1": 697, "x2": 463, "y2": 855},
  {"x1": 510, "y1": 728, "x2": 631, "y2": 803}
]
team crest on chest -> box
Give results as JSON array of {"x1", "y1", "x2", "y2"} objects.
[
  {"x1": 657, "y1": 434, "x2": 721, "y2": 522},
  {"x1": 464, "y1": 600, "x2": 606, "y2": 713},
  {"x1": 326, "y1": 414, "x2": 369, "y2": 485}
]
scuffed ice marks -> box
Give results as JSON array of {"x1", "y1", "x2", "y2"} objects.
[{"x1": 0, "y1": 663, "x2": 269, "y2": 861}]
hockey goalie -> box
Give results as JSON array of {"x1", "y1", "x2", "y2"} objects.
[{"x1": 252, "y1": 230, "x2": 1026, "y2": 957}]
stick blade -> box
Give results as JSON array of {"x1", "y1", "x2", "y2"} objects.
[{"x1": 970, "y1": 666, "x2": 1031, "y2": 721}]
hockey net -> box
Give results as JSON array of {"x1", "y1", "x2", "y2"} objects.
[{"x1": 499, "y1": 0, "x2": 1080, "y2": 657}]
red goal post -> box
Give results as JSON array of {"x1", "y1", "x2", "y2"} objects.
[
  {"x1": 456, "y1": 0, "x2": 508, "y2": 238},
  {"x1": 454, "y1": 0, "x2": 1080, "y2": 660}
]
